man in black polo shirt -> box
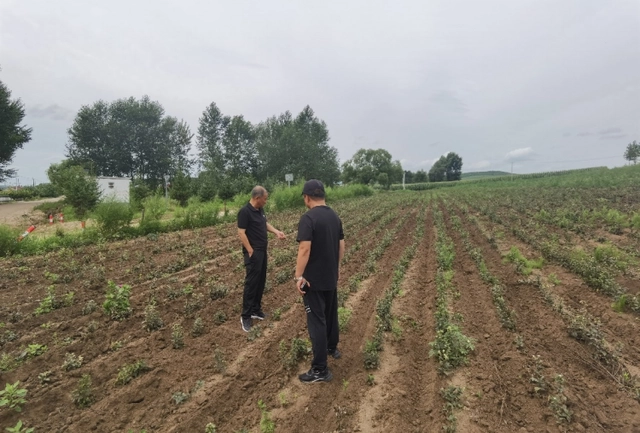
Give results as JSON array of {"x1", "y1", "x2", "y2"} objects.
[
  {"x1": 294, "y1": 179, "x2": 345, "y2": 383},
  {"x1": 238, "y1": 186, "x2": 286, "y2": 332}
]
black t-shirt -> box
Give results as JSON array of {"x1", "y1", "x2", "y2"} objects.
[
  {"x1": 296, "y1": 205, "x2": 344, "y2": 291},
  {"x1": 237, "y1": 202, "x2": 268, "y2": 251}
]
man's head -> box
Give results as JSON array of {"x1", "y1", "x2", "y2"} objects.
[
  {"x1": 302, "y1": 179, "x2": 325, "y2": 208},
  {"x1": 251, "y1": 186, "x2": 269, "y2": 209}
]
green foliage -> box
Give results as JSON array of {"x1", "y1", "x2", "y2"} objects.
[
  {"x1": 115, "y1": 360, "x2": 150, "y2": 386},
  {"x1": 623, "y1": 140, "x2": 640, "y2": 165},
  {"x1": 503, "y1": 246, "x2": 543, "y2": 275},
  {"x1": 337, "y1": 307, "x2": 352, "y2": 332},
  {"x1": 143, "y1": 304, "x2": 163, "y2": 332},
  {"x1": 169, "y1": 167, "x2": 192, "y2": 206},
  {"x1": 171, "y1": 323, "x2": 184, "y2": 349},
  {"x1": 0, "y1": 225, "x2": 21, "y2": 256},
  {"x1": 257, "y1": 400, "x2": 275, "y2": 433},
  {"x1": 341, "y1": 148, "x2": 402, "y2": 186},
  {"x1": 103, "y1": 281, "x2": 132, "y2": 320},
  {"x1": 141, "y1": 194, "x2": 168, "y2": 222},
  {"x1": 0, "y1": 79, "x2": 32, "y2": 182},
  {"x1": 0, "y1": 381, "x2": 27, "y2": 412},
  {"x1": 66, "y1": 96, "x2": 192, "y2": 185},
  {"x1": 93, "y1": 198, "x2": 134, "y2": 236},
  {"x1": 4, "y1": 420, "x2": 34, "y2": 433},
  {"x1": 71, "y1": 374, "x2": 94, "y2": 408},
  {"x1": 47, "y1": 162, "x2": 101, "y2": 220},
  {"x1": 62, "y1": 353, "x2": 84, "y2": 371},
  {"x1": 25, "y1": 344, "x2": 47, "y2": 358},
  {"x1": 205, "y1": 423, "x2": 217, "y2": 433},
  {"x1": 429, "y1": 152, "x2": 463, "y2": 182},
  {"x1": 279, "y1": 338, "x2": 311, "y2": 371}
]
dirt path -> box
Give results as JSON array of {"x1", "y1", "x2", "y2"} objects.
[{"x1": 0, "y1": 198, "x2": 61, "y2": 226}]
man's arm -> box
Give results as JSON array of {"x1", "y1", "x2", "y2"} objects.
[
  {"x1": 266, "y1": 222, "x2": 286, "y2": 240},
  {"x1": 338, "y1": 239, "x2": 345, "y2": 281},
  {"x1": 295, "y1": 240, "x2": 311, "y2": 294},
  {"x1": 238, "y1": 228, "x2": 253, "y2": 256}
]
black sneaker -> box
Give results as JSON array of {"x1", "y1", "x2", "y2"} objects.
[
  {"x1": 328, "y1": 348, "x2": 342, "y2": 359},
  {"x1": 299, "y1": 368, "x2": 333, "y2": 383},
  {"x1": 240, "y1": 317, "x2": 252, "y2": 332},
  {"x1": 251, "y1": 311, "x2": 266, "y2": 321}
]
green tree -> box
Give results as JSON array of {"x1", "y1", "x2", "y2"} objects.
[
  {"x1": 169, "y1": 166, "x2": 191, "y2": 206},
  {"x1": 0, "y1": 79, "x2": 32, "y2": 182},
  {"x1": 47, "y1": 163, "x2": 101, "y2": 225},
  {"x1": 341, "y1": 148, "x2": 402, "y2": 186},
  {"x1": 66, "y1": 96, "x2": 191, "y2": 185},
  {"x1": 624, "y1": 140, "x2": 640, "y2": 165},
  {"x1": 222, "y1": 115, "x2": 257, "y2": 177},
  {"x1": 428, "y1": 152, "x2": 463, "y2": 182},
  {"x1": 414, "y1": 169, "x2": 428, "y2": 183},
  {"x1": 197, "y1": 102, "x2": 229, "y2": 175},
  {"x1": 255, "y1": 106, "x2": 340, "y2": 185}
]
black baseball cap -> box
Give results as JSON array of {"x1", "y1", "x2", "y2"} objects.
[{"x1": 302, "y1": 179, "x2": 325, "y2": 197}]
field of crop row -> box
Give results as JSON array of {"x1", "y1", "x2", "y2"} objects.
[{"x1": 1, "y1": 182, "x2": 639, "y2": 432}]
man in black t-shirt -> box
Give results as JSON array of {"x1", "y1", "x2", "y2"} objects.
[
  {"x1": 238, "y1": 186, "x2": 286, "y2": 332},
  {"x1": 295, "y1": 179, "x2": 345, "y2": 383}
]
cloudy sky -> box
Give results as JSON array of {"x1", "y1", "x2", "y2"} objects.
[{"x1": 1, "y1": 0, "x2": 639, "y2": 184}]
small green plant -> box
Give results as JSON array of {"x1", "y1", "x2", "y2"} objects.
[
  {"x1": 62, "y1": 352, "x2": 84, "y2": 371},
  {"x1": 0, "y1": 353, "x2": 17, "y2": 372},
  {"x1": 530, "y1": 355, "x2": 548, "y2": 394},
  {"x1": 110, "y1": 340, "x2": 123, "y2": 352},
  {"x1": 0, "y1": 381, "x2": 28, "y2": 412},
  {"x1": 548, "y1": 374, "x2": 572, "y2": 424},
  {"x1": 212, "y1": 310, "x2": 227, "y2": 325},
  {"x1": 171, "y1": 391, "x2": 189, "y2": 405},
  {"x1": 4, "y1": 420, "x2": 34, "y2": 433},
  {"x1": 115, "y1": 360, "x2": 150, "y2": 386},
  {"x1": 205, "y1": 423, "x2": 217, "y2": 433},
  {"x1": 38, "y1": 370, "x2": 53, "y2": 385},
  {"x1": 143, "y1": 304, "x2": 163, "y2": 331},
  {"x1": 103, "y1": 281, "x2": 132, "y2": 320},
  {"x1": 503, "y1": 246, "x2": 543, "y2": 275},
  {"x1": 71, "y1": 374, "x2": 95, "y2": 408},
  {"x1": 82, "y1": 299, "x2": 98, "y2": 315},
  {"x1": 279, "y1": 337, "x2": 311, "y2": 371},
  {"x1": 612, "y1": 294, "x2": 628, "y2": 313},
  {"x1": 213, "y1": 348, "x2": 226, "y2": 374},
  {"x1": 366, "y1": 374, "x2": 375, "y2": 386},
  {"x1": 514, "y1": 335, "x2": 524, "y2": 350},
  {"x1": 258, "y1": 400, "x2": 275, "y2": 433},
  {"x1": 63, "y1": 291, "x2": 74, "y2": 307},
  {"x1": 246, "y1": 324, "x2": 262, "y2": 341},
  {"x1": 363, "y1": 338, "x2": 381, "y2": 370},
  {"x1": 440, "y1": 385, "x2": 464, "y2": 433},
  {"x1": 25, "y1": 344, "x2": 47, "y2": 358},
  {"x1": 548, "y1": 273, "x2": 561, "y2": 285},
  {"x1": 342, "y1": 379, "x2": 349, "y2": 390},
  {"x1": 278, "y1": 391, "x2": 289, "y2": 407},
  {"x1": 192, "y1": 317, "x2": 204, "y2": 337},
  {"x1": 34, "y1": 286, "x2": 60, "y2": 315},
  {"x1": 209, "y1": 284, "x2": 229, "y2": 300},
  {"x1": 337, "y1": 307, "x2": 352, "y2": 332},
  {"x1": 182, "y1": 284, "x2": 194, "y2": 296},
  {"x1": 171, "y1": 323, "x2": 184, "y2": 349}
]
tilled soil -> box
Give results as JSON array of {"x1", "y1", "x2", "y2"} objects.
[{"x1": 0, "y1": 196, "x2": 639, "y2": 433}]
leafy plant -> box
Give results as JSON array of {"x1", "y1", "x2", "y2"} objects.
[
  {"x1": 337, "y1": 307, "x2": 352, "y2": 332},
  {"x1": 191, "y1": 317, "x2": 204, "y2": 337},
  {"x1": 71, "y1": 374, "x2": 95, "y2": 408},
  {"x1": 115, "y1": 360, "x2": 150, "y2": 386},
  {"x1": 143, "y1": 304, "x2": 163, "y2": 331},
  {"x1": 258, "y1": 400, "x2": 275, "y2": 433},
  {"x1": 205, "y1": 423, "x2": 217, "y2": 433},
  {"x1": 4, "y1": 420, "x2": 34, "y2": 433},
  {"x1": 279, "y1": 338, "x2": 311, "y2": 371},
  {"x1": 0, "y1": 381, "x2": 27, "y2": 412},
  {"x1": 103, "y1": 281, "x2": 132, "y2": 320},
  {"x1": 62, "y1": 353, "x2": 84, "y2": 371},
  {"x1": 25, "y1": 344, "x2": 47, "y2": 359},
  {"x1": 171, "y1": 324, "x2": 184, "y2": 349}
]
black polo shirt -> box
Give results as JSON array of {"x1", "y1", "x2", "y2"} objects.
[
  {"x1": 296, "y1": 205, "x2": 344, "y2": 291},
  {"x1": 237, "y1": 202, "x2": 268, "y2": 252}
]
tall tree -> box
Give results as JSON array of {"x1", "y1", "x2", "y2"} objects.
[
  {"x1": 0, "y1": 79, "x2": 32, "y2": 182},
  {"x1": 47, "y1": 162, "x2": 101, "y2": 225},
  {"x1": 255, "y1": 106, "x2": 340, "y2": 185},
  {"x1": 428, "y1": 152, "x2": 463, "y2": 182},
  {"x1": 414, "y1": 169, "x2": 428, "y2": 183},
  {"x1": 624, "y1": 140, "x2": 640, "y2": 165},
  {"x1": 222, "y1": 115, "x2": 257, "y2": 177},
  {"x1": 341, "y1": 148, "x2": 403, "y2": 187},
  {"x1": 196, "y1": 102, "x2": 229, "y2": 173},
  {"x1": 66, "y1": 96, "x2": 190, "y2": 185}
]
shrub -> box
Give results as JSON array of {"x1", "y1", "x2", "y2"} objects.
[
  {"x1": 141, "y1": 194, "x2": 168, "y2": 222},
  {"x1": 93, "y1": 198, "x2": 134, "y2": 237},
  {"x1": 103, "y1": 281, "x2": 132, "y2": 320},
  {"x1": 0, "y1": 225, "x2": 22, "y2": 257},
  {"x1": 71, "y1": 374, "x2": 94, "y2": 408}
]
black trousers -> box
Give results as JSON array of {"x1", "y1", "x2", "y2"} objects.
[
  {"x1": 241, "y1": 249, "x2": 267, "y2": 319},
  {"x1": 304, "y1": 289, "x2": 339, "y2": 371}
]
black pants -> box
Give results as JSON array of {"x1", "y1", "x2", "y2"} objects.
[
  {"x1": 304, "y1": 289, "x2": 339, "y2": 371},
  {"x1": 241, "y1": 249, "x2": 267, "y2": 319}
]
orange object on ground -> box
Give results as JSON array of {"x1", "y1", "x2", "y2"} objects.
[{"x1": 17, "y1": 225, "x2": 36, "y2": 241}]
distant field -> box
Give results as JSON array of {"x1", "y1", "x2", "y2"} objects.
[{"x1": 461, "y1": 170, "x2": 511, "y2": 179}]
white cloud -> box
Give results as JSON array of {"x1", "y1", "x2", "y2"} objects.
[{"x1": 505, "y1": 147, "x2": 534, "y2": 162}]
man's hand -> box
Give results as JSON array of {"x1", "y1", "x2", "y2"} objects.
[
  {"x1": 296, "y1": 277, "x2": 309, "y2": 295},
  {"x1": 275, "y1": 230, "x2": 286, "y2": 240}
]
